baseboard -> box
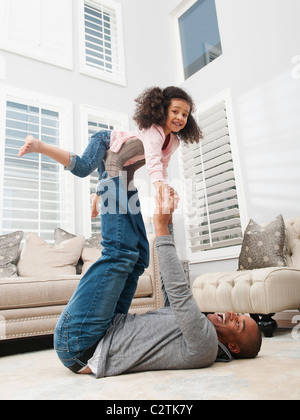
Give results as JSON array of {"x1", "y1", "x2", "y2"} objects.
[{"x1": 274, "y1": 310, "x2": 299, "y2": 329}]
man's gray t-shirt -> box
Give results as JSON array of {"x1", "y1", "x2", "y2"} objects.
[{"x1": 95, "y1": 235, "x2": 219, "y2": 379}]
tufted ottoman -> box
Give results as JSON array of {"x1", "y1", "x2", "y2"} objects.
[{"x1": 192, "y1": 217, "x2": 300, "y2": 337}]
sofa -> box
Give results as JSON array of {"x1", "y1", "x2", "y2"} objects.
[
  {"x1": 193, "y1": 216, "x2": 300, "y2": 337},
  {"x1": 0, "y1": 229, "x2": 164, "y2": 342}
]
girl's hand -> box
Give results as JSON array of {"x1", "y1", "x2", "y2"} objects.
[
  {"x1": 154, "y1": 182, "x2": 180, "y2": 214},
  {"x1": 154, "y1": 184, "x2": 179, "y2": 236},
  {"x1": 154, "y1": 184, "x2": 180, "y2": 217},
  {"x1": 91, "y1": 193, "x2": 101, "y2": 219}
]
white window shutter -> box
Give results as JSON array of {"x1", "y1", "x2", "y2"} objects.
[
  {"x1": 180, "y1": 99, "x2": 243, "y2": 261},
  {"x1": 80, "y1": 105, "x2": 129, "y2": 236},
  {"x1": 79, "y1": 0, "x2": 126, "y2": 86},
  {"x1": 87, "y1": 118, "x2": 115, "y2": 235},
  {"x1": 0, "y1": 89, "x2": 74, "y2": 242},
  {"x1": 0, "y1": 0, "x2": 73, "y2": 69}
]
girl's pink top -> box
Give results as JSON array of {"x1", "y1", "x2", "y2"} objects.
[{"x1": 110, "y1": 124, "x2": 179, "y2": 184}]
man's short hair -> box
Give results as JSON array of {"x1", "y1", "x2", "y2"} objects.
[{"x1": 233, "y1": 325, "x2": 262, "y2": 359}]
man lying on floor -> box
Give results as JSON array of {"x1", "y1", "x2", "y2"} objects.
[{"x1": 54, "y1": 171, "x2": 262, "y2": 378}]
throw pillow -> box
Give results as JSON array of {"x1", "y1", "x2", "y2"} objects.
[
  {"x1": 81, "y1": 246, "x2": 103, "y2": 275},
  {"x1": 54, "y1": 228, "x2": 102, "y2": 248},
  {"x1": 54, "y1": 228, "x2": 83, "y2": 274},
  {"x1": 54, "y1": 227, "x2": 77, "y2": 244},
  {"x1": 18, "y1": 233, "x2": 85, "y2": 277},
  {"x1": 0, "y1": 231, "x2": 24, "y2": 278},
  {"x1": 81, "y1": 234, "x2": 103, "y2": 275},
  {"x1": 54, "y1": 228, "x2": 103, "y2": 275},
  {"x1": 238, "y1": 215, "x2": 286, "y2": 270}
]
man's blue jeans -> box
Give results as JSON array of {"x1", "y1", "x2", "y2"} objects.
[{"x1": 54, "y1": 175, "x2": 149, "y2": 371}]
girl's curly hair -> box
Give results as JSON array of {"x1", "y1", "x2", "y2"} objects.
[{"x1": 133, "y1": 86, "x2": 203, "y2": 144}]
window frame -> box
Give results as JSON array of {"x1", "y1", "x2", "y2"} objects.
[
  {"x1": 179, "y1": 89, "x2": 247, "y2": 263},
  {"x1": 78, "y1": 0, "x2": 126, "y2": 86},
  {"x1": 79, "y1": 104, "x2": 129, "y2": 237},
  {"x1": 0, "y1": 85, "x2": 75, "y2": 241},
  {"x1": 0, "y1": 0, "x2": 73, "y2": 70},
  {"x1": 170, "y1": 0, "x2": 223, "y2": 84}
]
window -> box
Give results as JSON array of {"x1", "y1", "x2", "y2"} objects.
[
  {"x1": 88, "y1": 120, "x2": 114, "y2": 235},
  {"x1": 0, "y1": 88, "x2": 74, "y2": 242},
  {"x1": 79, "y1": 0, "x2": 126, "y2": 86},
  {"x1": 172, "y1": 0, "x2": 222, "y2": 81},
  {"x1": 0, "y1": 0, "x2": 73, "y2": 69},
  {"x1": 80, "y1": 106, "x2": 129, "y2": 235},
  {"x1": 180, "y1": 93, "x2": 245, "y2": 262}
]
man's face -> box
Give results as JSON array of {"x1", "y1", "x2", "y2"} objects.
[{"x1": 207, "y1": 312, "x2": 258, "y2": 355}]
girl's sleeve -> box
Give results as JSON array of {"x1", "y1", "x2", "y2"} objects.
[
  {"x1": 142, "y1": 127, "x2": 180, "y2": 184},
  {"x1": 142, "y1": 126, "x2": 165, "y2": 183},
  {"x1": 162, "y1": 137, "x2": 180, "y2": 183}
]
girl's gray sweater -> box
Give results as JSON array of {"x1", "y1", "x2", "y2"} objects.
[{"x1": 96, "y1": 235, "x2": 221, "y2": 379}]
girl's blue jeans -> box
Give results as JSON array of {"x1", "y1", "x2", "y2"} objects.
[
  {"x1": 65, "y1": 130, "x2": 111, "y2": 194},
  {"x1": 53, "y1": 174, "x2": 149, "y2": 372}
]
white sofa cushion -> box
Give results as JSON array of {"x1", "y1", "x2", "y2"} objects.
[
  {"x1": 193, "y1": 266, "x2": 300, "y2": 314},
  {"x1": 285, "y1": 217, "x2": 300, "y2": 268},
  {"x1": 0, "y1": 275, "x2": 81, "y2": 310}
]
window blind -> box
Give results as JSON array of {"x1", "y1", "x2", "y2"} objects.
[
  {"x1": 0, "y1": 0, "x2": 73, "y2": 69},
  {"x1": 81, "y1": 0, "x2": 126, "y2": 85},
  {"x1": 86, "y1": 112, "x2": 129, "y2": 234},
  {"x1": 88, "y1": 120, "x2": 114, "y2": 235},
  {"x1": 1, "y1": 99, "x2": 73, "y2": 242},
  {"x1": 180, "y1": 100, "x2": 243, "y2": 258},
  {"x1": 85, "y1": 3, "x2": 114, "y2": 72}
]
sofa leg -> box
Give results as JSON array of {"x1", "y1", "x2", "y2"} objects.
[
  {"x1": 250, "y1": 314, "x2": 260, "y2": 324},
  {"x1": 250, "y1": 314, "x2": 278, "y2": 337}
]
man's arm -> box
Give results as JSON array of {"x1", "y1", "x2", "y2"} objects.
[
  {"x1": 154, "y1": 186, "x2": 218, "y2": 354},
  {"x1": 153, "y1": 184, "x2": 177, "y2": 236}
]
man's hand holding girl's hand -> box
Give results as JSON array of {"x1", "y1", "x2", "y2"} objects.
[{"x1": 154, "y1": 184, "x2": 180, "y2": 236}]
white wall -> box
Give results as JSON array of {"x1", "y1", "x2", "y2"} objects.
[{"x1": 164, "y1": 0, "x2": 300, "y2": 278}]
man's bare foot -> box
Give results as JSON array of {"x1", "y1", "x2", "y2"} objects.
[
  {"x1": 79, "y1": 366, "x2": 92, "y2": 374},
  {"x1": 18, "y1": 135, "x2": 42, "y2": 157}
]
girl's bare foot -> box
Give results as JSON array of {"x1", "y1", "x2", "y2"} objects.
[{"x1": 18, "y1": 135, "x2": 42, "y2": 157}]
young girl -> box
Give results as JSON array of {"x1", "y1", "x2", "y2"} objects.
[{"x1": 18, "y1": 86, "x2": 202, "y2": 216}]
